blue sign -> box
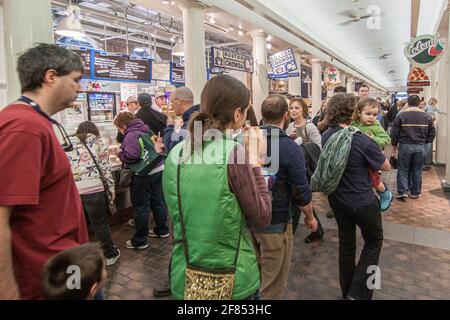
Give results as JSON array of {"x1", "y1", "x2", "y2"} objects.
[{"x1": 269, "y1": 48, "x2": 298, "y2": 76}]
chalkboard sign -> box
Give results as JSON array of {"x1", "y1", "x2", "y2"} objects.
[
  {"x1": 93, "y1": 52, "x2": 150, "y2": 82},
  {"x1": 171, "y1": 63, "x2": 185, "y2": 85},
  {"x1": 71, "y1": 49, "x2": 91, "y2": 78}
]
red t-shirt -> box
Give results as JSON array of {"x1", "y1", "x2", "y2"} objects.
[{"x1": 0, "y1": 104, "x2": 89, "y2": 300}]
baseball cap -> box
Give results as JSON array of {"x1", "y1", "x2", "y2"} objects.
[
  {"x1": 126, "y1": 96, "x2": 137, "y2": 104},
  {"x1": 155, "y1": 92, "x2": 166, "y2": 98}
]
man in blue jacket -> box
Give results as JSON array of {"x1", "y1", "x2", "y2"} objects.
[
  {"x1": 250, "y1": 94, "x2": 318, "y2": 299},
  {"x1": 391, "y1": 95, "x2": 436, "y2": 200}
]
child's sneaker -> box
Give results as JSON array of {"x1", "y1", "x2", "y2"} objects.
[{"x1": 379, "y1": 190, "x2": 393, "y2": 212}]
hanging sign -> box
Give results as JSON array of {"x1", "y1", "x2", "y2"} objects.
[
  {"x1": 70, "y1": 48, "x2": 92, "y2": 78},
  {"x1": 211, "y1": 47, "x2": 254, "y2": 73},
  {"x1": 269, "y1": 48, "x2": 298, "y2": 77},
  {"x1": 404, "y1": 34, "x2": 446, "y2": 68},
  {"x1": 407, "y1": 67, "x2": 430, "y2": 87},
  {"x1": 151, "y1": 62, "x2": 171, "y2": 82},
  {"x1": 171, "y1": 63, "x2": 185, "y2": 85},
  {"x1": 93, "y1": 52, "x2": 150, "y2": 82}
]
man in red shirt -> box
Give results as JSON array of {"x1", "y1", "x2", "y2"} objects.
[{"x1": 0, "y1": 44, "x2": 89, "y2": 299}]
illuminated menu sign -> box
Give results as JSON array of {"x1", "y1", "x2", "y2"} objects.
[
  {"x1": 70, "y1": 49, "x2": 91, "y2": 78},
  {"x1": 93, "y1": 52, "x2": 150, "y2": 82},
  {"x1": 171, "y1": 63, "x2": 185, "y2": 85},
  {"x1": 211, "y1": 47, "x2": 254, "y2": 73}
]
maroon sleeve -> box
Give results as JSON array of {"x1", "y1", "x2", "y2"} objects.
[
  {"x1": 228, "y1": 145, "x2": 272, "y2": 228},
  {"x1": 0, "y1": 132, "x2": 42, "y2": 206}
]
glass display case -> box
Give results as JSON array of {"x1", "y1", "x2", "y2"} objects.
[{"x1": 87, "y1": 92, "x2": 116, "y2": 123}]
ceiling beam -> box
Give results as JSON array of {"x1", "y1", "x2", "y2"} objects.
[{"x1": 411, "y1": 0, "x2": 421, "y2": 38}]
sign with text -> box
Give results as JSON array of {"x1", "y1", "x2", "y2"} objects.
[
  {"x1": 211, "y1": 47, "x2": 254, "y2": 73},
  {"x1": 93, "y1": 52, "x2": 150, "y2": 82},
  {"x1": 152, "y1": 62, "x2": 171, "y2": 82},
  {"x1": 269, "y1": 48, "x2": 298, "y2": 76},
  {"x1": 171, "y1": 63, "x2": 185, "y2": 85},
  {"x1": 71, "y1": 49, "x2": 91, "y2": 78},
  {"x1": 404, "y1": 34, "x2": 446, "y2": 68}
]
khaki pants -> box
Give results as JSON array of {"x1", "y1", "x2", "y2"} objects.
[{"x1": 251, "y1": 224, "x2": 293, "y2": 300}]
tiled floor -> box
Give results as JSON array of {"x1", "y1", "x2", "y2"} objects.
[
  {"x1": 313, "y1": 167, "x2": 450, "y2": 231},
  {"x1": 104, "y1": 166, "x2": 450, "y2": 300}
]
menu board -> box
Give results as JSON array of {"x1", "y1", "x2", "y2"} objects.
[
  {"x1": 211, "y1": 47, "x2": 254, "y2": 73},
  {"x1": 93, "y1": 52, "x2": 150, "y2": 82},
  {"x1": 71, "y1": 49, "x2": 91, "y2": 78},
  {"x1": 152, "y1": 62, "x2": 171, "y2": 81},
  {"x1": 171, "y1": 63, "x2": 185, "y2": 85}
]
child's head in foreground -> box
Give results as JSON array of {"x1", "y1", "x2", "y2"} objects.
[{"x1": 42, "y1": 243, "x2": 107, "y2": 300}]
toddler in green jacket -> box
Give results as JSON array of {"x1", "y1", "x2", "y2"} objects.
[{"x1": 352, "y1": 98, "x2": 393, "y2": 212}]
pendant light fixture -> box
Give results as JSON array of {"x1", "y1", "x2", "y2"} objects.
[
  {"x1": 172, "y1": 39, "x2": 185, "y2": 57},
  {"x1": 55, "y1": 3, "x2": 86, "y2": 38}
]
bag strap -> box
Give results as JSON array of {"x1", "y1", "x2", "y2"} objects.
[
  {"x1": 80, "y1": 138, "x2": 109, "y2": 193},
  {"x1": 176, "y1": 147, "x2": 242, "y2": 268},
  {"x1": 303, "y1": 123, "x2": 311, "y2": 144}
]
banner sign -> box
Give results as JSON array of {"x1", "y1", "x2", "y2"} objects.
[
  {"x1": 269, "y1": 48, "x2": 298, "y2": 76},
  {"x1": 211, "y1": 47, "x2": 254, "y2": 73},
  {"x1": 404, "y1": 34, "x2": 446, "y2": 68}
]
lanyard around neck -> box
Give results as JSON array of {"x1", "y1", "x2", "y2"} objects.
[{"x1": 17, "y1": 96, "x2": 59, "y2": 125}]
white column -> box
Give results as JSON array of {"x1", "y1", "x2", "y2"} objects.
[
  {"x1": 445, "y1": 13, "x2": 450, "y2": 189},
  {"x1": 436, "y1": 54, "x2": 447, "y2": 165},
  {"x1": 3, "y1": 0, "x2": 53, "y2": 104},
  {"x1": 179, "y1": 0, "x2": 207, "y2": 105},
  {"x1": 423, "y1": 68, "x2": 432, "y2": 101},
  {"x1": 288, "y1": 49, "x2": 302, "y2": 96},
  {"x1": 249, "y1": 29, "x2": 268, "y2": 122},
  {"x1": 347, "y1": 76, "x2": 354, "y2": 93},
  {"x1": 311, "y1": 58, "x2": 322, "y2": 115},
  {"x1": 430, "y1": 64, "x2": 437, "y2": 100},
  {"x1": 0, "y1": 4, "x2": 7, "y2": 108},
  {"x1": 341, "y1": 72, "x2": 347, "y2": 88}
]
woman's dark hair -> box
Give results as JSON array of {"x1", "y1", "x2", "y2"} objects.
[
  {"x1": 289, "y1": 97, "x2": 309, "y2": 120},
  {"x1": 326, "y1": 93, "x2": 357, "y2": 126},
  {"x1": 42, "y1": 243, "x2": 105, "y2": 300},
  {"x1": 188, "y1": 75, "x2": 250, "y2": 153},
  {"x1": 354, "y1": 98, "x2": 380, "y2": 121},
  {"x1": 76, "y1": 121, "x2": 100, "y2": 144},
  {"x1": 17, "y1": 44, "x2": 84, "y2": 93}
]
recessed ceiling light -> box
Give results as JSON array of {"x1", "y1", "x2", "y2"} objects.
[
  {"x1": 238, "y1": 30, "x2": 244, "y2": 36},
  {"x1": 266, "y1": 35, "x2": 272, "y2": 41},
  {"x1": 209, "y1": 16, "x2": 216, "y2": 24},
  {"x1": 266, "y1": 43, "x2": 272, "y2": 50},
  {"x1": 228, "y1": 26, "x2": 234, "y2": 31},
  {"x1": 162, "y1": 1, "x2": 170, "y2": 4}
]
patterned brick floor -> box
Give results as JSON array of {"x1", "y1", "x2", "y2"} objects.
[
  {"x1": 313, "y1": 166, "x2": 450, "y2": 231},
  {"x1": 103, "y1": 165, "x2": 450, "y2": 300},
  {"x1": 104, "y1": 219, "x2": 450, "y2": 300}
]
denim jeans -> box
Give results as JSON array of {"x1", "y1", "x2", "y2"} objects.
[
  {"x1": 130, "y1": 172, "x2": 169, "y2": 246},
  {"x1": 328, "y1": 198, "x2": 383, "y2": 300},
  {"x1": 397, "y1": 144, "x2": 427, "y2": 196},
  {"x1": 81, "y1": 192, "x2": 117, "y2": 258},
  {"x1": 425, "y1": 143, "x2": 433, "y2": 165}
]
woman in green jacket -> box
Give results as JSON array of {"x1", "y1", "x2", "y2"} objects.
[{"x1": 162, "y1": 75, "x2": 272, "y2": 300}]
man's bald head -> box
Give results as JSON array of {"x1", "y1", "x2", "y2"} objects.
[{"x1": 170, "y1": 87, "x2": 194, "y2": 116}]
